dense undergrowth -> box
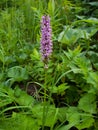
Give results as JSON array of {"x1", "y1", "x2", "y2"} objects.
[{"x1": 0, "y1": 0, "x2": 98, "y2": 130}]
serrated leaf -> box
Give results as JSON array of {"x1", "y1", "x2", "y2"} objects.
[
  {"x1": 30, "y1": 48, "x2": 40, "y2": 60},
  {"x1": 50, "y1": 83, "x2": 69, "y2": 94},
  {"x1": 0, "y1": 87, "x2": 14, "y2": 107}
]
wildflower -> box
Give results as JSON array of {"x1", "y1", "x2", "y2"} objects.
[{"x1": 40, "y1": 15, "x2": 52, "y2": 65}]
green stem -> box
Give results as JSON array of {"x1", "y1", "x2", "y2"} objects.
[{"x1": 42, "y1": 67, "x2": 48, "y2": 130}]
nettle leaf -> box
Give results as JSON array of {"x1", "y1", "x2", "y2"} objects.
[
  {"x1": 78, "y1": 93, "x2": 97, "y2": 114},
  {"x1": 7, "y1": 66, "x2": 28, "y2": 82}
]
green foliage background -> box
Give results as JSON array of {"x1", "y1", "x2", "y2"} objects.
[{"x1": 0, "y1": 0, "x2": 98, "y2": 130}]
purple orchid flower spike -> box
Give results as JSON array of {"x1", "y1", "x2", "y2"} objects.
[{"x1": 40, "y1": 15, "x2": 53, "y2": 67}]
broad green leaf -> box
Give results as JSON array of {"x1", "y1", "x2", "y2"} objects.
[
  {"x1": 89, "y1": 2, "x2": 98, "y2": 6},
  {"x1": 58, "y1": 26, "x2": 98, "y2": 45},
  {"x1": 86, "y1": 72, "x2": 98, "y2": 88},
  {"x1": 31, "y1": 104, "x2": 58, "y2": 127},
  {"x1": 94, "y1": 63, "x2": 98, "y2": 69},
  {"x1": 57, "y1": 107, "x2": 95, "y2": 130},
  {"x1": 56, "y1": 107, "x2": 80, "y2": 130},
  {"x1": 66, "y1": 107, "x2": 80, "y2": 124},
  {"x1": 14, "y1": 87, "x2": 35, "y2": 106},
  {"x1": 78, "y1": 93, "x2": 97, "y2": 114},
  {"x1": 58, "y1": 27, "x2": 80, "y2": 45},
  {"x1": 80, "y1": 27, "x2": 98, "y2": 38},
  {"x1": 58, "y1": 107, "x2": 94, "y2": 130},
  {"x1": 56, "y1": 123, "x2": 77, "y2": 130},
  {"x1": 17, "y1": 53, "x2": 27, "y2": 61},
  {"x1": 0, "y1": 86, "x2": 35, "y2": 107},
  {"x1": 58, "y1": 107, "x2": 67, "y2": 122},
  {"x1": 14, "y1": 86, "x2": 21, "y2": 98},
  {"x1": 85, "y1": 18, "x2": 98, "y2": 24},
  {"x1": 7, "y1": 66, "x2": 28, "y2": 82},
  {"x1": 0, "y1": 112, "x2": 40, "y2": 130},
  {"x1": 76, "y1": 114, "x2": 94, "y2": 129}
]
